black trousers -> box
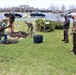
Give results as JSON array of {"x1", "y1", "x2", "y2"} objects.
[
  {"x1": 73, "y1": 34, "x2": 76, "y2": 54},
  {"x1": 63, "y1": 29, "x2": 69, "y2": 42}
]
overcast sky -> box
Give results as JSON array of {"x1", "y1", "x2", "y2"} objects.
[{"x1": 0, "y1": 0, "x2": 76, "y2": 9}]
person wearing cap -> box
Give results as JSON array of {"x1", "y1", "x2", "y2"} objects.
[
  {"x1": 71, "y1": 15, "x2": 76, "y2": 54},
  {"x1": 8, "y1": 12, "x2": 15, "y2": 33},
  {"x1": 62, "y1": 14, "x2": 70, "y2": 43}
]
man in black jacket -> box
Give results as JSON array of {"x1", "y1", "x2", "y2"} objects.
[
  {"x1": 62, "y1": 15, "x2": 70, "y2": 43},
  {"x1": 9, "y1": 12, "x2": 15, "y2": 33}
]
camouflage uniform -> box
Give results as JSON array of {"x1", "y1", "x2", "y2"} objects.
[
  {"x1": 0, "y1": 18, "x2": 9, "y2": 43},
  {"x1": 72, "y1": 19, "x2": 76, "y2": 54},
  {"x1": 0, "y1": 19, "x2": 7, "y2": 37}
]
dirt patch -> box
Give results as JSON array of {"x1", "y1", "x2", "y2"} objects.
[
  {"x1": 2, "y1": 40, "x2": 18, "y2": 44},
  {"x1": 1, "y1": 31, "x2": 29, "y2": 44},
  {"x1": 9, "y1": 31, "x2": 29, "y2": 38}
]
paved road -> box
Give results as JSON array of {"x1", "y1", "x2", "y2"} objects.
[{"x1": 0, "y1": 12, "x2": 73, "y2": 22}]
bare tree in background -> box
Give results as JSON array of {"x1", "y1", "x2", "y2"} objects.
[
  {"x1": 69, "y1": 5, "x2": 76, "y2": 12},
  {"x1": 55, "y1": 6, "x2": 62, "y2": 22},
  {"x1": 50, "y1": 5, "x2": 62, "y2": 22},
  {"x1": 61, "y1": 4, "x2": 66, "y2": 12},
  {"x1": 50, "y1": 4, "x2": 56, "y2": 12}
]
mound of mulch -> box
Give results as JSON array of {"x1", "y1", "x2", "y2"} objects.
[
  {"x1": 1, "y1": 40, "x2": 18, "y2": 44},
  {"x1": 9, "y1": 31, "x2": 29, "y2": 38}
]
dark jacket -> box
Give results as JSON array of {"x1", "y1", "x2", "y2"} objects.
[
  {"x1": 9, "y1": 13, "x2": 15, "y2": 23},
  {"x1": 63, "y1": 18, "x2": 70, "y2": 29}
]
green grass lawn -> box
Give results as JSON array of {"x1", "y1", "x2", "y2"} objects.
[{"x1": 0, "y1": 21, "x2": 76, "y2": 75}]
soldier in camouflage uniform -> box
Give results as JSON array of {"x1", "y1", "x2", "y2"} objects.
[
  {"x1": 71, "y1": 15, "x2": 76, "y2": 54},
  {"x1": 0, "y1": 17, "x2": 10, "y2": 44}
]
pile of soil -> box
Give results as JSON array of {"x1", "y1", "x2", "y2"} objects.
[
  {"x1": 2, "y1": 40, "x2": 18, "y2": 44},
  {"x1": 9, "y1": 31, "x2": 29, "y2": 38}
]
